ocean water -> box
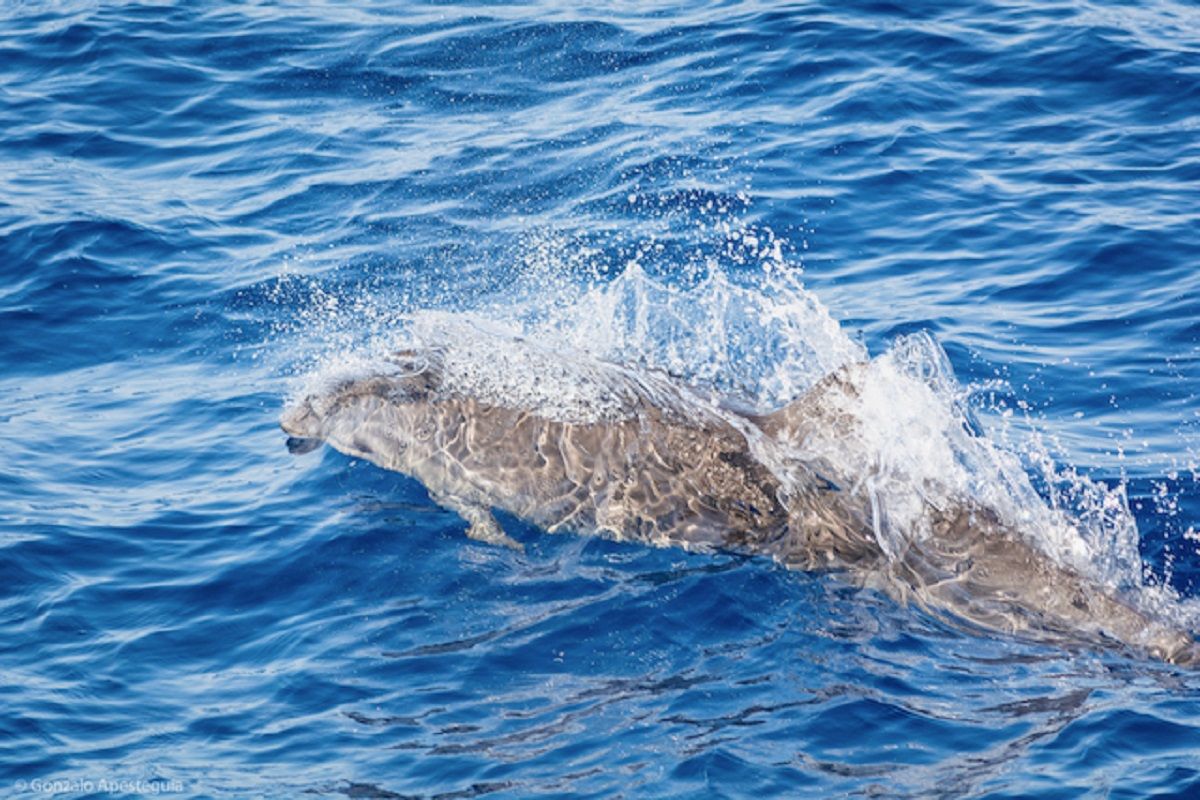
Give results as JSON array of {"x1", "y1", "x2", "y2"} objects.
[{"x1": 3, "y1": 0, "x2": 1200, "y2": 797}]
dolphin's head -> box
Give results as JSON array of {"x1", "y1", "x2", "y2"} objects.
[
  {"x1": 280, "y1": 396, "x2": 326, "y2": 454},
  {"x1": 281, "y1": 349, "x2": 443, "y2": 460}
]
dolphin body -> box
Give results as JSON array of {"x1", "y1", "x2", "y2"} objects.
[{"x1": 282, "y1": 343, "x2": 1198, "y2": 666}]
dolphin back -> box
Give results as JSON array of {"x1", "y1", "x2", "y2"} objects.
[{"x1": 284, "y1": 344, "x2": 1199, "y2": 667}]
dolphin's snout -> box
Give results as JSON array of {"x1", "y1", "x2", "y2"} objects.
[
  {"x1": 281, "y1": 398, "x2": 324, "y2": 454},
  {"x1": 286, "y1": 436, "x2": 323, "y2": 455}
]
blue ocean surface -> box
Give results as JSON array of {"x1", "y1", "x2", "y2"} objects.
[{"x1": 3, "y1": 1, "x2": 1200, "y2": 797}]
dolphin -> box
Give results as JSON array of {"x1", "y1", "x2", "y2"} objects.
[{"x1": 282, "y1": 343, "x2": 1199, "y2": 666}]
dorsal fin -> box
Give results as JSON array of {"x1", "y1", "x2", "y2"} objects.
[{"x1": 751, "y1": 362, "x2": 869, "y2": 440}]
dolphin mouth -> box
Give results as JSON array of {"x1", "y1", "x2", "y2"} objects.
[{"x1": 286, "y1": 436, "x2": 324, "y2": 455}]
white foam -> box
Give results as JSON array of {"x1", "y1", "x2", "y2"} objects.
[{"x1": 405, "y1": 311, "x2": 676, "y2": 424}]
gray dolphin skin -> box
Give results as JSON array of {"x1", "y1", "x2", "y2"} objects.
[{"x1": 282, "y1": 345, "x2": 1199, "y2": 666}]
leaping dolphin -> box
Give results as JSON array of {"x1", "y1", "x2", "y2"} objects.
[{"x1": 281, "y1": 342, "x2": 1198, "y2": 666}]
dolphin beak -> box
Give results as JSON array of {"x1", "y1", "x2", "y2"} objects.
[
  {"x1": 286, "y1": 436, "x2": 323, "y2": 455},
  {"x1": 281, "y1": 399, "x2": 324, "y2": 455}
]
